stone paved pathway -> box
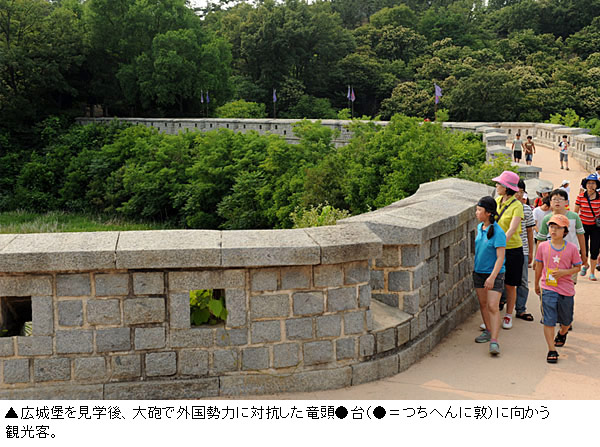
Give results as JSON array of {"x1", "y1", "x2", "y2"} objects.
[{"x1": 224, "y1": 141, "x2": 600, "y2": 400}]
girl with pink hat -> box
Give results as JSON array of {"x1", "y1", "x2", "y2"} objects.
[{"x1": 491, "y1": 170, "x2": 524, "y2": 330}]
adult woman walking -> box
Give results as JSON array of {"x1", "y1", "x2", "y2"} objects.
[
  {"x1": 492, "y1": 171, "x2": 524, "y2": 329},
  {"x1": 575, "y1": 174, "x2": 600, "y2": 280},
  {"x1": 473, "y1": 196, "x2": 506, "y2": 355}
]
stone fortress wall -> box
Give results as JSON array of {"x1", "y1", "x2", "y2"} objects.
[
  {"x1": 77, "y1": 117, "x2": 600, "y2": 172},
  {"x1": 3, "y1": 117, "x2": 598, "y2": 399},
  {"x1": 76, "y1": 117, "x2": 382, "y2": 148},
  {"x1": 0, "y1": 177, "x2": 490, "y2": 399},
  {"x1": 443, "y1": 121, "x2": 600, "y2": 174}
]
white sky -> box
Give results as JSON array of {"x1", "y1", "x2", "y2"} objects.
[
  {"x1": 189, "y1": 0, "x2": 208, "y2": 8},
  {"x1": 188, "y1": 0, "x2": 313, "y2": 9}
]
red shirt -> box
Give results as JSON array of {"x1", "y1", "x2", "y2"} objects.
[{"x1": 575, "y1": 192, "x2": 600, "y2": 226}]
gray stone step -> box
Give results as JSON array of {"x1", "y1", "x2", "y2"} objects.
[{"x1": 368, "y1": 300, "x2": 412, "y2": 356}]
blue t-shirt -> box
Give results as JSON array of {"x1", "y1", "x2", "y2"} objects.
[{"x1": 474, "y1": 222, "x2": 506, "y2": 274}]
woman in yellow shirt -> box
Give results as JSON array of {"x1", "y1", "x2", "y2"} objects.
[{"x1": 492, "y1": 171, "x2": 524, "y2": 330}]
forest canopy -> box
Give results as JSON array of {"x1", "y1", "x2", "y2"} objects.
[
  {"x1": 3, "y1": 0, "x2": 600, "y2": 135},
  {"x1": 1, "y1": 0, "x2": 598, "y2": 228}
]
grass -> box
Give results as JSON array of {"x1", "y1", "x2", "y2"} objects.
[{"x1": 0, "y1": 210, "x2": 174, "y2": 234}]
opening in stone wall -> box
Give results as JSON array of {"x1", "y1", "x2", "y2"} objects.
[
  {"x1": 189, "y1": 289, "x2": 227, "y2": 326},
  {"x1": 0, "y1": 296, "x2": 32, "y2": 337}
]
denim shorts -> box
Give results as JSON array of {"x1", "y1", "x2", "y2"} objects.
[
  {"x1": 473, "y1": 272, "x2": 505, "y2": 293},
  {"x1": 525, "y1": 153, "x2": 533, "y2": 162},
  {"x1": 540, "y1": 289, "x2": 574, "y2": 327},
  {"x1": 560, "y1": 152, "x2": 568, "y2": 161}
]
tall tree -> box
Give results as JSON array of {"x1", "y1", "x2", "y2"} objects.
[
  {"x1": 0, "y1": 0, "x2": 86, "y2": 134},
  {"x1": 134, "y1": 28, "x2": 232, "y2": 115}
]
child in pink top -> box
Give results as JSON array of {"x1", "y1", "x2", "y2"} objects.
[{"x1": 534, "y1": 214, "x2": 582, "y2": 363}]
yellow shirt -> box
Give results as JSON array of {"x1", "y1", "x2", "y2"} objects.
[{"x1": 495, "y1": 196, "x2": 524, "y2": 249}]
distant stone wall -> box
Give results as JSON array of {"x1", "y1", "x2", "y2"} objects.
[
  {"x1": 77, "y1": 117, "x2": 600, "y2": 174},
  {"x1": 0, "y1": 178, "x2": 490, "y2": 399},
  {"x1": 75, "y1": 117, "x2": 388, "y2": 148},
  {"x1": 443, "y1": 121, "x2": 600, "y2": 173}
]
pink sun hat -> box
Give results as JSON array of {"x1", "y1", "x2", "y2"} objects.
[{"x1": 492, "y1": 170, "x2": 520, "y2": 192}]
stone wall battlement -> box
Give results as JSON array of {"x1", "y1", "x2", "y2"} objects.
[
  {"x1": 76, "y1": 117, "x2": 600, "y2": 174},
  {"x1": 0, "y1": 178, "x2": 490, "y2": 399}
]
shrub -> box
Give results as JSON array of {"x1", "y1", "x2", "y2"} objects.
[
  {"x1": 190, "y1": 289, "x2": 228, "y2": 326},
  {"x1": 458, "y1": 154, "x2": 518, "y2": 186},
  {"x1": 290, "y1": 204, "x2": 351, "y2": 228},
  {"x1": 215, "y1": 100, "x2": 267, "y2": 118}
]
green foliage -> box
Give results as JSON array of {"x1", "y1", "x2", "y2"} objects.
[
  {"x1": 6, "y1": 0, "x2": 600, "y2": 138},
  {"x1": 334, "y1": 114, "x2": 486, "y2": 213},
  {"x1": 0, "y1": 210, "x2": 169, "y2": 234},
  {"x1": 379, "y1": 82, "x2": 433, "y2": 120},
  {"x1": 579, "y1": 117, "x2": 600, "y2": 136},
  {"x1": 133, "y1": 28, "x2": 232, "y2": 115},
  {"x1": 435, "y1": 108, "x2": 450, "y2": 122},
  {"x1": 8, "y1": 0, "x2": 600, "y2": 235},
  {"x1": 458, "y1": 155, "x2": 518, "y2": 186},
  {"x1": 217, "y1": 171, "x2": 269, "y2": 229},
  {"x1": 290, "y1": 204, "x2": 351, "y2": 228},
  {"x1": 216, "y1": 100, "x2": 267, "y2": 118},
  {"x1": 546, "y1": 108, "x2": 581, "y2": 127},
  {"x1": 190, "y1": 289, "x2": 228, "y2": 326},
  {"x1": 284, "y1": 95, "x2": 337, "y2": 119},
  {"x1": 2, "y1": 114, "x2": 487, "y2": 231},
  {"x1": 337, "y1": 108, "x2": 352, "y2": 120}
]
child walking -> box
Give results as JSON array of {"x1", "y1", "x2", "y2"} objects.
[
  {"x1": 559, "y1": 135, "x2": 570, "y2": 170},
  {"x1": 512, "y1": 133, "x2": 524, "y2": 163},
  {"x1": 534, "y1": 214, "x2": 582, "y2": 363},
  {"x1": 524, "y1": 136, "x2": 536, "y2": 166},
  {"x1": 473, "y1": 196, "x2": 506, "y2": 356}
]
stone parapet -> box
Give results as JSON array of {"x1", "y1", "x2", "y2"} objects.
[
  {"x1": 515, "y1": 164, "x2": 543, "y2": 179},
  {"x1": 486, "y1": 145, "x2": 512, "y2": 161},
  {"x1": 77, "y1": 117, "x2": 597, "y2": 172},
  {"x1": 1, "y1": 177, "x2": 487, "y2": 399},
  {"x1": 586, "y1": 147, "x2": 600, "y2": 172},
  {"x1": 75, "y1": 117, "x2": 388, "y2": 148}
]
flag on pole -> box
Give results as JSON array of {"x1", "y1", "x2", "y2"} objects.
[
  {"x1": 273, "y1": 88, "x2": 277, "y2": 103},
  {"x1": 350, "y1": 87, "x2": 355, "y2": 102},
  {"x1": 201, "y1": 90, "x2": 204, "y2": 103},
  {"x1": 206, "y1": 91, "x2": 210, "y2": 104},
  {"x1": 434, "y1": 84, "x2": 442, "y2": 104},
  {"x1": 347, "y1": 85, "x2": 351, "y2": 100}
]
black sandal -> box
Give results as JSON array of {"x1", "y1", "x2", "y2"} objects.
[
  {"x1": 554, "y1": 332, "x2": 568, "y2": 347},
  {"x1": 516, "y1": 313, "x2": 534, "y2": 321},
  {"x1": 547, "y1": 350, "x2": 559, "y2": 363}
]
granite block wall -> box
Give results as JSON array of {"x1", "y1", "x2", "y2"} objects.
[{"x1": 0, "y1": 178, "x2": 490, "y2": 399}]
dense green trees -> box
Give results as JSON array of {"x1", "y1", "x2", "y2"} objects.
[
  {"x1": 4, "y1": 0, "x2": 600, "y2": 135},
  {"x1": 4, "y1": 0, "x2": 600, "y2": 229},
  {"x1": 2, "y1": 118, "x2": 485, "y2": 229}
]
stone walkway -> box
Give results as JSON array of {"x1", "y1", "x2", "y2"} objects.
[{"x1": 227, "y1": 142, "x2": 600, "y2": 400}]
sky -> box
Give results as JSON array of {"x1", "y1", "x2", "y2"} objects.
[
  {"x1": 189, "y1": 0, "x2": 314, "y2": 9},
  {"x1": 189, "y1": 0, "x2": 209, "y2": 8}
]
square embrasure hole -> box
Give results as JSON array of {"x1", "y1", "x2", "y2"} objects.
[
  {"x1": 1, "y1": 296, "x2": 32, "y2": 337},
  {"x1": 189, "y1": 289, "x2": 226, "y2": 327}
]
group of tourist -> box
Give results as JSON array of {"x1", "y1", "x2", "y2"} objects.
[
  {"x1": 511, "y1": 134, "x2": 536, "y2": 166},
  {"x1": 512, "y1": 133, "x2": 575, "y2": 171},
  {"x1": 473, "y1": 166, "x2": 600, "y2": 363}
]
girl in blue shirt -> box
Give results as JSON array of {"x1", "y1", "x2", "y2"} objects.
[{"x1": 473, "y1": 196, "x2": 507, "y2": 355}]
